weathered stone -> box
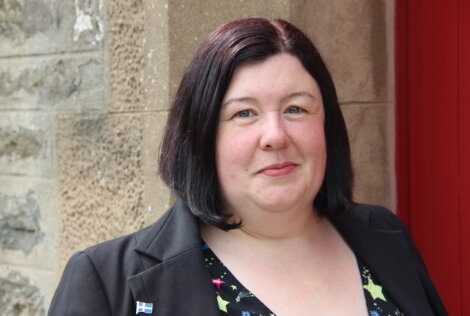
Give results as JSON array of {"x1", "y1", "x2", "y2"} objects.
[
  {"x1": 0, "y1": 56, "x2": 104, "y2": 111},
  {"x1": 0, "y1": 0, "x2": 103, "y2": 57},
  {"x1": 105, "y1": 0, "x2": 146, "y2": 112},
  {"x1": 0, "y1": 127, "x2": 42, "y2": 159},
  {"x1": 291, "y1": 0, "x2": 388, "y2": 103},
  {"x1": 0, "y1": 176, "x2": 57, "y2": 271},
  {"x1": 0, "y1": 114, "x2": 52, "y2": 177},
  {"x1": 0, "y1": 191, "x2": 43, "y2": 254},
  {"x1": 56, "y1": 113, "x2": 161, "y2": 268},
  {"x1": 0, "y1": 271, "x2": 45, "y2": 316},
  {"x1": 341, "y1": 103, "x2": 391, "y2": 209}
]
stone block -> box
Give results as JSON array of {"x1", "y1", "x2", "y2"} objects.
[
  {"x1": 168, "y1": 0, "x2": 291, "y2": 99},
  {"x1": 140, "y1": 0, "x2": 171, "y2": 112},
  {"x1": 341, "y1": 103, "x2": 391, "y2": 209},
  {"x1": 141, "y1": 111, "x2": 172, "y2": 224},
  {"x1": 0, "y1": 269, "x2": 45, "y2": 316},
  {"x1": 55, "y1": 112, "x2": 170, "y2": 269},
  {"x1": 0, "y1": 190, "x2": 43, "y2": 254},
  {"x1": 0, "y1": 176, "x2": 57, "y2": 270},
  {"x1": 0, "y1": 0, "x2": 104, "y2": 57},
  {"x1": 0, "y1": 113, "x2": 53, "y2": 177},
  {"x1": 291, "y1": 0, "x2": 388, "y2": 103},
  {"x1": 0, "y1": 55, "x2": 105, "y2": 112},
  {"x1": 105, "y1": 0, "x2": 146, "y2": 112},
  {"x1": 105, "y1": 0, "x2": 172, "y2": 113}
]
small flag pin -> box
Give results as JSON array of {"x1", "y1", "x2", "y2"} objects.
[{"x1": 136, "y1": 301, "x2": 153, "y2": 314}]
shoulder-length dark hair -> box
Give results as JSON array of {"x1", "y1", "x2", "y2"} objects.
[{"x1": 159, "y1": 17, "x2": 352, "y2": 229}]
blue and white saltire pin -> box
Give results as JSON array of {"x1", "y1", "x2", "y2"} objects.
[{"x1": 136, "y1": 301, "x2": 153, "y2": 314}]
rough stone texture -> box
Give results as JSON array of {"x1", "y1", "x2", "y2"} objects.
[
  {"x1": 0, "y1": 55, "x2": 105, "y2": 112},
  {"x1": 55, "y1": 113, "x2": 169, "y2": 268},
  {"x1": 0, "y1": 127, "x2": 42, "y2": 160},
  {"x1": 291, "y1": 0, "x2": 388, "y2": 103},
  {"x1": 105, "y1": 0, "x2": 146, "y2": 112},
  {"x1": 0, "y1": 176, "x2": 57, "y2": 271},
  {"x1": 0, "y1": 271, "x2": 45, "y2": 316},
  {"x1": 0, "y1": 0, "x2": 104, "y2": 57},
  {"x1": 341, "y1": 103, "x2": 391, "y2": 209},
  {"x1": 168, "y1": 0, "x2": 291, "y2": 99},
  {"x1": 0, "y1": 190, "x2": 43, "y2": 254},
  {"x1": 0, "y1": 0, "x2": 106, "y2": 313},
  {"x1": 0, "y1": 113, "x2": 53, "y2": 177}
]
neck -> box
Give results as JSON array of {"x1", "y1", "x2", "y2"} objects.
[
  {"x1": 237, "y1": 205, "x2": 322, "y2": 241},
  {"x1": 202, "y1": 203, "x2": 325, "y2": 250}
]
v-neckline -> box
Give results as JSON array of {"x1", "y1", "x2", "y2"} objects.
[{"x1": 201, "y1": 241, "x2": 403, "y2": 316}]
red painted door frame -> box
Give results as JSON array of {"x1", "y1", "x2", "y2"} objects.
[{"x1": 396, "y1": 0, "x2": 470, "y2": 314}]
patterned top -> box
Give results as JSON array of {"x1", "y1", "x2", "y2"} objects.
[{"x1": 202, "y1": 242, "x2": 404, "y2": 316}]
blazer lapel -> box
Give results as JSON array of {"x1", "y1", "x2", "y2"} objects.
[
  {"x1": 333, "y1": 205, "x2": 434, "y2": 315},
  {"x1": 128, "y1": 199, "x2": 220, "y2": 316}
]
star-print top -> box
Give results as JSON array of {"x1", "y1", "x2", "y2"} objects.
[{"x1": 202, "y1": 242, "x2": 404, "y2": 316}]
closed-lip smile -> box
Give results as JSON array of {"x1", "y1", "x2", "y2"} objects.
[{"x1": 258, "y1": 162, "x2": 298, "y2": 176}]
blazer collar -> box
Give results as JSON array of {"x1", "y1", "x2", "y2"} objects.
[
  {"x1": 129, "y1": 199, "x2": 220, "y2": 315},
  {"x1": 332, "y1": 203, "x2": 434, "y2": 315},
  {"x1": 134, "y1": 198, "x2": 202, "y2": 263}
]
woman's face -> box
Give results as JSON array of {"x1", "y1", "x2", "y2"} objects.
[{"x1": 216, "y1": 53, "x2": 327, "y2": 216}]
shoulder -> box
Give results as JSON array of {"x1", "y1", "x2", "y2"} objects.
[
  {"x1": 345, "y1": 202, "x2": 407, "y2": 232},
  {"x1": 49, "y1": 207, "x2": 175, "y2": 315},
  {"x1": 80, "y1": 205, "x2": 175, "y2": 270}
]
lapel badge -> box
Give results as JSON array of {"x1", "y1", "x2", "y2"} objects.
[{"x1": 136, "y1": 301, "x2": 153, "y2": 314}]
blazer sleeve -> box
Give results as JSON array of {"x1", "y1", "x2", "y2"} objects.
[
  {"x1": 48, "y1": 251, "x2": 111, "y2": 316},
  {"x1": 400, "y1": 221, "x2": 448, "y2": 315}
]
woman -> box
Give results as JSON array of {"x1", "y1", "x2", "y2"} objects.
[{"x1": 49, "y1": 18, "x2": 447, "y2": 315}]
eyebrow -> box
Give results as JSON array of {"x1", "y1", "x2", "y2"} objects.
[{"x1": 222, "y1": 91, "x2": 316, "y2": 108}]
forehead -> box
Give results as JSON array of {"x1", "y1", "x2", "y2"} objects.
[{"x1": 223, "y1": 53, "x2": 321, "y2": 102}]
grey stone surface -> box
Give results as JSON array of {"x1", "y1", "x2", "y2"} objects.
[
  {"x1": 0, "y1": 190, "x2": 43, "y2": 254},
  {"x1": 0, "y1": 0, "x2": 104, "y2": 57},
  {"x1": 0, "y1": 55, "x2": 104, "y2": 112},
  {"x1": 0, "y1": 176, "x2": 57, "y2": 271},
  {"x1": 0, "y1": 127, "x2": 42, "y2": 160},
  {"x1": 0, "y1": 271, "x2": 45, "y2": 316},
  {"x1": 341, "y1": 103, "x2": 391, "y2": 209},
  {"x1": 0, "y1": 113, "x2": 53, "y2": 177}
]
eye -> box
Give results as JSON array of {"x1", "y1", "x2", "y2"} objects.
[
  {"x1": 286, "y1": 106, "x2": 305, "y2": 114},
  {"x1": 235, "y1": 109, "x2": 253, "y2": 118}
]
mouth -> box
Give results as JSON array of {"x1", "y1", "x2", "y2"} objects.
[{"x1": 258, "y1": 162, "x2": 298, "y2": 176}]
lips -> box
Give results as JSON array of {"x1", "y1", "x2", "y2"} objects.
[{"x1": 258, "y1": 162, "x2": 297, "y2": 176}]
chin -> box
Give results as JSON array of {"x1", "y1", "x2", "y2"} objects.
[{"x1": 254, "y1": 197, "x2": 311, "y2": 213}]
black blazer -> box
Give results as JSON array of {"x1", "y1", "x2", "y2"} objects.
[{"x1": 48, "y1": 200, "x2": 447, "y2": 315}]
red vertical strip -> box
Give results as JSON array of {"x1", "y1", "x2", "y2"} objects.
[
  {"x1": 459, "y1": 0, "x2": 470, "y2": 313},
  {"x1": 395, "y1": 0, "x2": 410, "y2": 227},
  {"x1": 407, "y1": 0, "x2": 461, "y2": 314}
]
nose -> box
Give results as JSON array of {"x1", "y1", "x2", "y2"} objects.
[{"x1": 259, "y1": 113, "x2": 290, "y2": 150}]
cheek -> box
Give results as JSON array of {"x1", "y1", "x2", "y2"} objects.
[
  {"x1": 292, "y1": 121, "x2": 326, "y2": 150},
  {"x1": 216, "y1": 127, "x2": 257, "y2": 166}
]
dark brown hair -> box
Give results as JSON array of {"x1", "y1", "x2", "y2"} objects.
[{"x1": 159, "y1": 18, "x2": 352, "y2": 229}]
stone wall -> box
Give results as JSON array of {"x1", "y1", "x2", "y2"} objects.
[
  {"x1": 0, "y1": 0, "x2": 394, "y2": 314},
  {"x1": 0, "y1": 0, "x2": 105, "y2": 314}
]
